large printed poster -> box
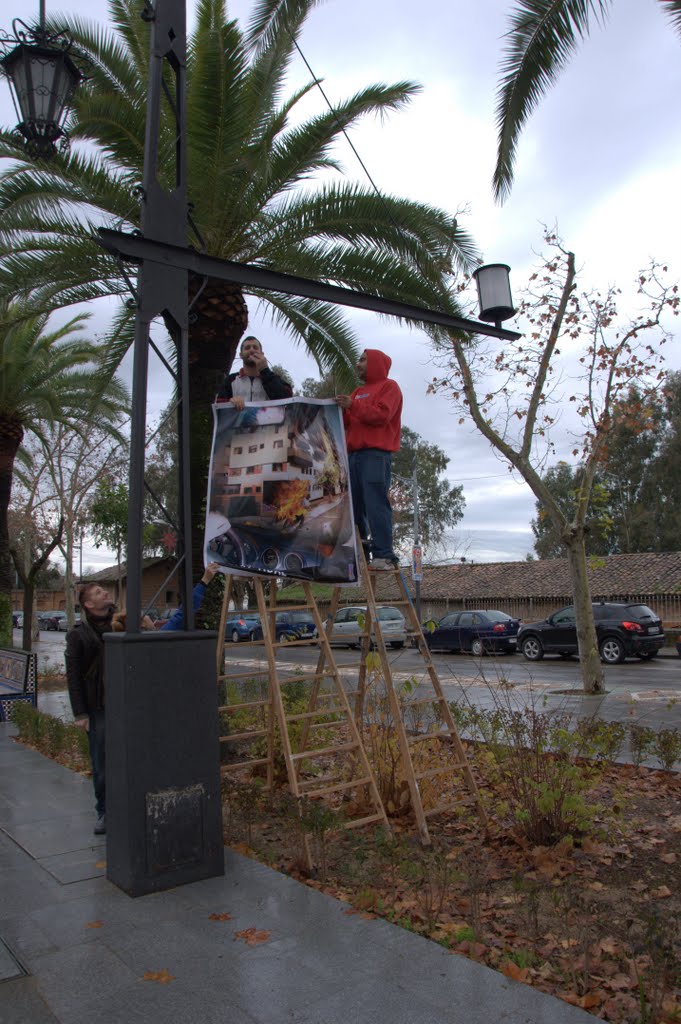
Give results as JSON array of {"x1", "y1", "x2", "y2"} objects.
[{"x1": 204, "y1": 399, "x2": 358, "y2": 584}]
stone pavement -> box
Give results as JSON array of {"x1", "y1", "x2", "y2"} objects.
[{"x1": 0, "y1": 723, "x2": 599, "y2": 1024}]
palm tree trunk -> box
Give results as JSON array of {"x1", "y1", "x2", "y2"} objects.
[{"x1": 0, "y1": 431, "x2": 21, "y2": 641}]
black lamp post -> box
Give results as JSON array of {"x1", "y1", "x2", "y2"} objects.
[
  {"x1": 473, "y1": 263, "x2": 515, "y2": 330},
  {"x1": 0, "y1": 0, "x2": 84, "y2": 159}
]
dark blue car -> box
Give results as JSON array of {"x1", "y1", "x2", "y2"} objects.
[
  {"x1": 225, "y1": 613, "x2": 261, "y2": 643},
  {"x1": 424, "y1": 609, "x2": 520, "y2": 656}
]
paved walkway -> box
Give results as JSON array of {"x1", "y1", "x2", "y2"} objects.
[{"x1": 0, "y1": 723, "x2": 599, "y2": 1024}]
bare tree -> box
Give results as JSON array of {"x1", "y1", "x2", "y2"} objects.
[{"x1": 430, "y1": 232, "x2": 679, "y2": 693}]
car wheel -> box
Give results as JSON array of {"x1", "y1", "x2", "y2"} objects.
[
  {"x1": 249, "y1": 630, "x2": 256, "y2": 642},
  {"x1": 599, "y1": 636, "x2": 625, "y2": 664},
  {"x1": 521, "y1": 635, "x2": 544, "y2": 661},
  {"x1": 471, "y1": 637, "x2": 485, "y2": 657},
  {"x1": 230, "y1": 629, "x2": 240, "y2": 643}
]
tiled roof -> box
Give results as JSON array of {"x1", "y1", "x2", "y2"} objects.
[
  {"x1": 352, "y1": 551, "x2": 681, "y2": 602},
  {"x1": 84, "y1": 557, "x2": 176, "y2": 582}
]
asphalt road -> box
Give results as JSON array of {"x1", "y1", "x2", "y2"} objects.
[{"x1": 28, "y1": 629, "x2": 681, "y2": 750}]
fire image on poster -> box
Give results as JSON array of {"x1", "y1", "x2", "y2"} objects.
[{"x1": 204, "y1": 399, "x2": 358, "y2": 584}]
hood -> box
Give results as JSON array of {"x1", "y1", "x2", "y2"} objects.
[{"x1": 363, "y1": 348, "x2": 392, "y2": 384}]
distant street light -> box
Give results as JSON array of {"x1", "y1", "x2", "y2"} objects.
[
  {"x1": 0, "y1": 0, "x2": 85, "y2": 159},
  {"x1": 473, "y1": 263, "x2": 515, "y2": 330}
]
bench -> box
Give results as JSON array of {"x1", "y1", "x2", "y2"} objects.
[{"x1": 0, "y1": 649, "x2": 38, "y2": 722}]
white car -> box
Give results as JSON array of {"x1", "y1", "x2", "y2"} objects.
[{"x1": 325, "y1": 605, "x2": 407, "y2": 649}]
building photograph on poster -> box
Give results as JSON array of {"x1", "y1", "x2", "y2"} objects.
[{"x1": 204, "y1": 399, "x2": 359, "y2": 584}]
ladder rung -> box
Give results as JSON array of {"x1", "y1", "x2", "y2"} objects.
[
  {"x1": 407, "y1": 731, "x2": 450, "y2": 745},
  {"x1": 290, "y1": 740, "x2": 357, "y2": 761},
  {"x1": 301, "y1": 776, "x2": 372, "y2": 799},
  {"x1": 219, "y1": 699, "x2": 269, "y2": 712},
  {"x1": 218, "y1": 670, "x2": 270, "y2": 682},
  {"x1": 342, "y1": 812, "x2": 386, "y2": 830},
  {"x1": 424, "y1": 798, "x2": 473, "y2": 818},
  {"x1": 414, "y1": 764, "x2": 468, "y2": 781},
  {"x1": 273, "y1": 637, "x2": 318, "y2": 648},
  {"x1": 285, "y1": 707, "x2": 346, "y2": 722},
  {"x1": 401, "y1": 697, "x2": 446, "y2": 708},
  {"x1": 220, "y1": 756, "x2": 270, "y2": 773},
  {"x1": 298, "y1": 775, "x2": 341, "y2": 792},
  {"x1": 262, "y1": 602, "x2": 314, "y2": 613},
  {"x1": 279, "y1": 672, "x2": 334, "y2": 684},
  {"x1": 220, "y1": 728, "x2": 268, "y2": 742}
]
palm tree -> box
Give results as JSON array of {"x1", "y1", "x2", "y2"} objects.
[
  {"x1": 493, "y1": 0, "x2": 681, "y2": 203},
  {"x1": 0, "y1": 299, "x2": 128, "y2": 637},
  {"x1": 0, "y1": 0, "x2": 477, "y2": 570}
]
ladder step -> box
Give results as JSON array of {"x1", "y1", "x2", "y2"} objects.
[
  {"x1": 218, "y1": 699, "x2": 269, "y2": 712},
  {"x1": 262, "y1": 602, "x2": 314, "y2": 613},
  {"x1": 273, "y1": 637, "x2": 319, "y2": 648},
  {"x1": 220, "y1": 728, "x2": 269, "y2": 742},
  {"x1": 290, "y1": 740, "x2": 357, "y2": 761},
  {"x1": 285, "y1": 707, "x2": 346, "y2": 722},
  {"x1": 280, "y1": 672, "x2": 335, "y2": 685},
  {"x1": 423, "y1": 797, "x2": 473, "y2": 818},
  {"x1": 342, "y1": 812, "x2": 386, "y2": 830},
  {"x1": 407, "y1": 731, "x2": 450, "y2": 745},
  {"x1": 218, "y1": 670, "x2": 270, "y2": 682},
  {"x1": 220, "y1": 756, "x2": 270, "y2": 774},
  {"x1": 414, "y1": 764, "x2": 468, "y2": 781},
  {"x1": 298, "y1": 775, "x2": 341, "y2": 792},
  {"x1": 301, "y1": 776, "x2": 372, "y2": 799}
]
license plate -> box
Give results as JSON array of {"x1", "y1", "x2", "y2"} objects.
[{"x1": 648, "y1": 626, "x2": 660, "y2": 634}]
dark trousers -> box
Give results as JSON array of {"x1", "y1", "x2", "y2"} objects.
[
  {"x1": 88, "y1": 709, "x2": 106, "y2": 816},
  {"x1": 348, "y1": 448, "x2": 395, "y2": 560}
]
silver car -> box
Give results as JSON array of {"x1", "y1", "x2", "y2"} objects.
[{"x1": 325, "y1": 605, "x2": 407, "y2": 649}]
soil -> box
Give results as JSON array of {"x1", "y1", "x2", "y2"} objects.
[{"x1": 223, "y1": 753, "x2": 681, "y2": 1024}]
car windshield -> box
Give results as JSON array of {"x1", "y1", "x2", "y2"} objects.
[
  {"x1": 377, "y1": 608, "x2": 403, "y2": 621},
  {"x1": 288, "y1": 611, "x2": 313, "y2": 624},
  {"x1": 624, "y1": 605, "x2": 658, "y2": 619},
  {"x1": 480, "y1": 610, "x2": 512, "y2": 623}
]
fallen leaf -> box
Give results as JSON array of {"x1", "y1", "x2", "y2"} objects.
[
  {"x1": 234, "y1": 927, "x2": 272, "y2": 947},
  {"x1": 578, "y1": 992, "x2": 604, "y2": 1009},
  {"x1": 143, "y1": 969, "x2": 175, "y2": 984},
  {"x1": 588, "y1": 881, "x2": 604, "y2": 891},
  {"x1": 208, "y1": 912, "x2": 232, "y2": 921},
  {"x1": 501, "y1": 961, "x2": 529, "y2": 983},
  {"x1": 651, "y1": 885, "x2": 672, "y2": 899},
  {"x1": 660, "y1": 852, "x2": 677, "y2": 864},
  {"x1": 597, "y1": 937, "x2": 619, "y2": 955},
  {"x1": 86, "y1": 920, "x2": 103, "y2": 929},
  {"x1": 95, "y1": 861, "x2": 106, "y2": 869}
]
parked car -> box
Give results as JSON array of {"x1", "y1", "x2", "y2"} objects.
[
  {"x1": 37, "y1": 610, "x2": 68, "y2": 631},
  {"x1": 12, "y1": 611, "x2": 23, "y2": 629},
  {"x1": 518, "y1": 602, "x2": 665, "y2": 665},
  {"x1": 424, "y1": 609, "x2": 520, "y2": 656},
  {"x1": 325, "y1": 605, "x2": 407, "y2": 649},
  {"x1": 225, "y1": 613, "x2": 261, "y2": 643},
  {"x1": 57, "y1": 613, "x2": 80, "y2": 631},
  {"x1": 257, "y1": 610, "x2": 317, "y2": 642}
]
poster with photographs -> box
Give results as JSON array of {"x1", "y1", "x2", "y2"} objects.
[{"x1": 204, "y1": 398, "x2": 358, "y2": 584}]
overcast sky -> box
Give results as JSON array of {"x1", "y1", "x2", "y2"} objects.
[{"x1": 3, "y1": 0, "x2": 680, "y2": 569}]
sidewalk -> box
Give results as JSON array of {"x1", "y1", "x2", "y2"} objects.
[{"x1": 0, "y1": 723, "x2": 599, "y2": 1024}]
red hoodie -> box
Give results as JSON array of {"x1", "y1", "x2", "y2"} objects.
[{"x1": 343, "y1": 349, "x2": 402, "y2": 453}]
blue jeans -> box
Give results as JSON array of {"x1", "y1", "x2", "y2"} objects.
[
  {"x1": 88, "y1": 710, "x2": 106, "y2": 816},
  {"x1": 349, "y1": 449, "x2": 395, "y2": 560}
]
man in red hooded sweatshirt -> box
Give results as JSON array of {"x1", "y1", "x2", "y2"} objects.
[{"x1": 336, "y1": 349, "x2": 402, "y2": 570}]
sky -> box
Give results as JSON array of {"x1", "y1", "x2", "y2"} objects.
[{"x1": 3, "y1": 0, "x2": 681, "y2": 570}]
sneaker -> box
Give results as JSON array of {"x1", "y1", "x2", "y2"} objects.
[
  {"x1": 369, "y1": 558, "x2": 398, "y2": 571},
  {"x1": 94, "y1": 814, "x2": 106, "y2": 836}
]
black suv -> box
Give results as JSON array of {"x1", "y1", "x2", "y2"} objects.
[{"x1": 518, "y1": 602, "x2": 665, "y2": 665}]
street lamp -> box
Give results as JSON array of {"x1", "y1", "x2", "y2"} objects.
[
  {"x1": 472, "y1": 263, "x2": 515, "y2": 330},
  {"x1": 0, "y1": 0, "x2": 85, "y2": 159}
]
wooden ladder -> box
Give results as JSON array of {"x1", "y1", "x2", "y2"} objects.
[
  {"x1": 346, "y1": 545, "x2": 488, "y2": 842},
  {"x1": 215, "y1": 575, "x2": 390, "y2": 863}
]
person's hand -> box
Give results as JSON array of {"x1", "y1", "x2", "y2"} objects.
[
  {"x1": 252, "y1": 351, "x2": 269, "y2": 373},
  {"x1": 74, "y1": 717, "x2": 89, "y2": 732},
  {"x1": 201, "y1": 562, "x2": 220, "y2": 585},
  {"x1": 335, "y1": 395, "x2": 352, "y2": 409},
  {"x1": 141, "y1": 615, "x2": 155, "y2": 630},
  {"x1": 230, "y1": 396, "x2": 245, "y2": 411}
]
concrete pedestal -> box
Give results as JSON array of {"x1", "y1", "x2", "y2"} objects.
[{"x1": 104, "y1": 630, "x2": 224, "y2": 897}]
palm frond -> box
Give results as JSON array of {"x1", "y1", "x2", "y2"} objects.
[
  {"x1": 493, "y1": 0, "x2": 614, "y2": 203},
  {"x1": 658, "y1": 0, "x2": 681, "y2": 36}
]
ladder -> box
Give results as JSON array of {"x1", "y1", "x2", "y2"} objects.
[
  {"x1": 344, "y1": 544, "x2": 489, "y2": 842},
  {"x1": 215, "y1": 575, "x2": 390, "y2": 858}
]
